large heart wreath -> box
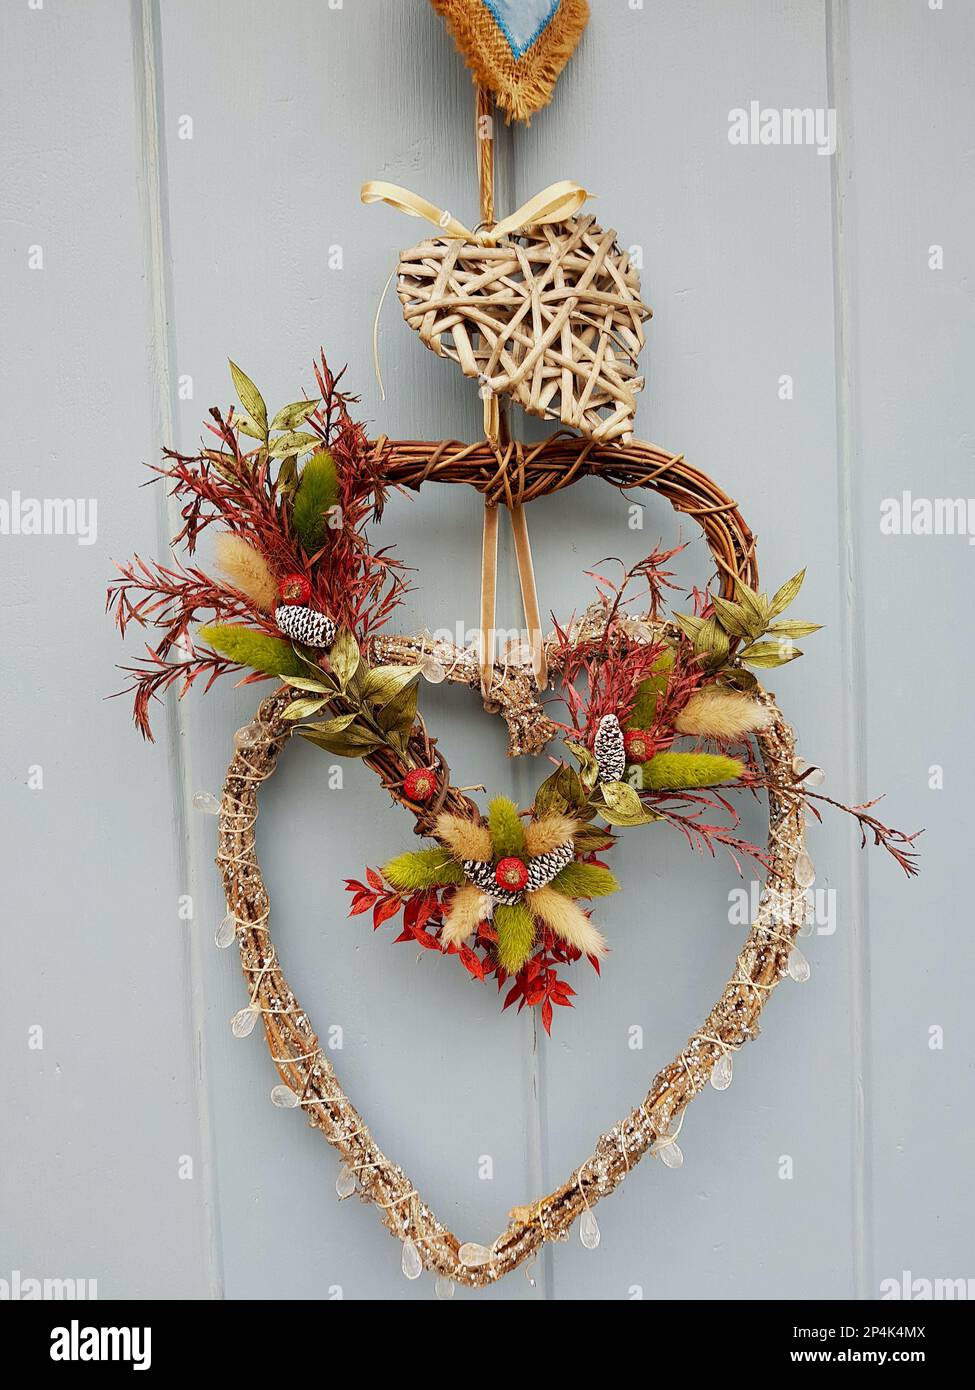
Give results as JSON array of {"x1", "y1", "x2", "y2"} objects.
[{"x1": 107, "y1": 356, "x2": 918, "y2": 1291}]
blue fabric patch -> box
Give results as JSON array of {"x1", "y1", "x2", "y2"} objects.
[{"x1": 481, "y1": 0, "x2": 559, "y2": 59}]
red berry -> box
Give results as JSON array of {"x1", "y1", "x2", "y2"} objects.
[
  {"x1": 403, "y1": 768, "x2": 436, "y2": 803},
  {"x1": 495, "y1": 857, "x2": 528, "y2": 892},
  {"x1": 624, "y1": 728, "x2": 654, "y2": 763},
  {"x1": 278, "y1": 572, "x2": 311, "y2": 605}
]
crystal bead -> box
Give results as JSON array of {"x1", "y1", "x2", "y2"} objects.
[
  {"x1": 401, "y1": 1237, "x2": 422, "y2": 1280},
  {"x1": 788, "y1": 946, "x2": 811, "y2": 983},
  {"x1": 230, "y1": 1004, "x2": 259, "y2": 1038},
  {"x1": 653, "y1": 1139, "x2": 684, "y2": 1169},
  {"x1": 233, "y1": 721, "x2": 262, "y2": 750},
  {"x1": 710, "y1": 1052, "x2": 734, "y2": 1091},
  {"x1": 793, "y1": 757, "x2": 825, "y2": 787},
  {"x1": 458, "y1": 1242, "x2": 492, "y2": 1269},
  {"x1": 335, "y1": 1164, "x2": 356, "y2": 1199},
  {"x1": 434, "y1": 1275, "x2": 455, "y2": 1300},
  {"x1": 794, "y1": 850, "x2": 816, "y2": 888},
  {"x1": 270, "y1": 1084, "x2": 299, "y2": 1108},
  {"x1": 421, "y1": 657, "x2": 446, "y2": 684},
  {"x1": 214, "y1": 915, "x2": 237, "y2": 949},
  {"x1": 579, "y1": 1208, "x2": 601, "y2": 1250},
  {"x1": 192, "y1": 790, "x2": 221, "y2": 815}
]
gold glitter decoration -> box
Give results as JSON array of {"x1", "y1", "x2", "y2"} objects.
[{"x1": 215, "y1": 669, "x2": 807, "y2": 1289}]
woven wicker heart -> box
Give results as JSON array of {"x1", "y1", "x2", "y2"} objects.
[{"x1": 396, "y1": 215, "x2": 651, "y2": 444}]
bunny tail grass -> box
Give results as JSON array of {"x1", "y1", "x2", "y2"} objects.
[
  {"x1": 675, "y1": 688, "x2": 772, "y2": 739},
  {"x1": 434, "y1": 812, "x2": 493, "y2": 863},
  {"x1": 527, "y1": 886, "x2": 607, "y2": 958},
  {"x1": 214, "y1": 533, "x2": 279, "y2": 612},
  {"x1": 441, "y1": 883, "x2": 488, "y2": 946}
]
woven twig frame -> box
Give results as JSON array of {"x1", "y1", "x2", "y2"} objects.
[
  {"x1": 218, "y1": 687, "x2": 805, "y2": 1289},
  {"x1": 372, "y1": 432, "x2": 759, "y2": 600},
  {"x1": 396, "y1": 217, "x2": 651, "y2": 443},
  {"x1": 210, "y1": 436, "x2": 810, "y2": 1287}
]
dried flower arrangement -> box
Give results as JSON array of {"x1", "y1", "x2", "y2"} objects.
[
  {"x1": 109, "y1": 357, "x2": 919, "y2": 1035},
  {"x1": 106, "y1": 354, "x2": 920, "y2": 1288}
]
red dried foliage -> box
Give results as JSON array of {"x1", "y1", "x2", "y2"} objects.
[
  {"x1": 106, "y1": 353, "x2": 407, "y2": 737},
  {"x1": 788, "y1": 783, "x2": 922, "y2": 877},
  {"x1": 344, "y1": 876, "x2": 599, "y2": 1033},
  {"x1": 549, "y1": 545, "x2": 696, "y2": 742}
]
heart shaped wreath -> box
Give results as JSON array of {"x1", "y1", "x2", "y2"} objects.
[{"x1": 107, "y1": 356, "x2": 919, "y2": 1291}]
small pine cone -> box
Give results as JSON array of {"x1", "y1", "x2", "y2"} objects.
[
  {"x1": 594, "y1": 713, "x2": 626, "y2": 783},
  {"x1": 525, "y1": 840, "x2": 575, "y2": 893},
  {"x1": 463, "y1": 859, "x2": 523, "y2": 906},
  {"x1": 275, "y1": 604, "x2": 336, "y2": 648}
]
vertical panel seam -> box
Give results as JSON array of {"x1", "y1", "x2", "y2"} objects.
[
  {"x1": 130, "y1": 0, "x2": 225, "y2": 1300},
  {"x1": 825, "y1": 0, "x2": 870, "y2": 1301}
]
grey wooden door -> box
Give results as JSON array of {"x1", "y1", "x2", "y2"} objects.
[{"x1": 2, "y1": 0, "x2": 971, "y2": 1301}]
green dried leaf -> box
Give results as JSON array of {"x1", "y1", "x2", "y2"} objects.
[
  {"x1": 673, "y1": 612, "x2": 704, "y2": 644},
  {"x1": 282, "y1": 674, "x2": 334, "y2": 693},
  {"x1": 598, "y1": 780, "x2": 660, "y2": 826},
  {"x1": 268, "y1": 431, "x2": 320, "y2": 459},
  {"x1": 572, "y1": 824, "x2": 616, "y2": 853},
  {"x1": 710, "y1": 594, "x2": 754, "y2": 639},
  {"x1": 296, "y1": 725, "x2": 381, "y2": 758},
  {"x1": 301, "y1": 713, "x2": 359, "y2": 737},
  {"x1": 232, "y1": 410, "x2": 265, "y2": 441},
  {"x1": 281, "y1": 697, "x2": 329, "y2": 720},
  {"x1": 564, "y1": 739, "x2": 599, "y2": 791},
  {"x1": 693, "y1": 616, "x2": 730, "y2": 668},
  {"x1": 360, "y1": 664, "x2": 423, "y2": 707},
  {"x1": 626, "y1": 651, "x2": 674, "y2": 729},
  {"x1": 769, "y1": 568, "x2": 806, "y2": 617},
  {"x1": 229, "y1": 361, "x2": 268, "y2": 434},
  {"x1": 270, "y1": 399, "x2": 320, "y2": 432},
  {"x1": 377, "y1": 679, "x2": 418, "y2": 735},
  {"x1": 276, "y1": 456, "x2": 299, "y2": 493},
  {"x1": 767, "y1": 619, "x2": 822, "y2": 639},
  {"x1": 534, "y1": 764, "x2": 587, "y2": 817},
  {"x1": 733, "y1": 581, "x2": 770, "y2": 635},
  {"x1": 738, "y1": 640, "x2": 803, "y2": 668},
  {"x1": 329, "y1": 628, "x2": 360, "y2": 691},
  {"x1": 717, "y1": 667, "x2": 760, "y2": 693}
]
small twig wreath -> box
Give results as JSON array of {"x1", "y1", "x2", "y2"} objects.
[
  {"x1": 107, "y1": 356, "x2": 919, "y2": 1293},
  {"x1": 216, "y1": 681, "x2": 802, "y2": 1289}
]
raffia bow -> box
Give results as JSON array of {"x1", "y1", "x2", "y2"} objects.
[{"x1": 360, "y1": 178, "x2": 591, "y2": 244}]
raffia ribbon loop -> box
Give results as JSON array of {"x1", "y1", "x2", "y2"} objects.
[{"x1": 360, "y1": 178, "x2": 590, "y2": 246}]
